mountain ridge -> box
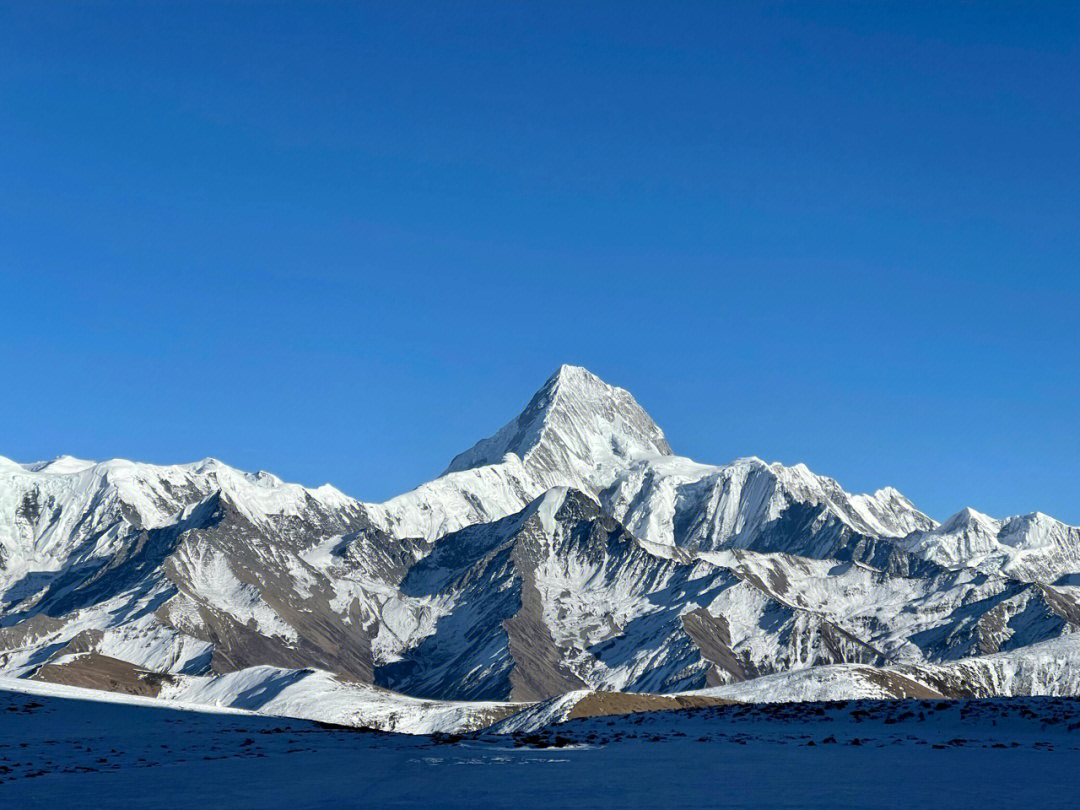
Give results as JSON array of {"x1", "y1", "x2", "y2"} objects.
[{"x1": 4, "y1": 365, "x2": 1080, "y2": 726}]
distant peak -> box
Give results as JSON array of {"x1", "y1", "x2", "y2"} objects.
[
  {"x1": 874, "y1": 486, "x2": 906, "y2": 500},
  {"x1": 24, "y1": 455, "x2": 98, "y2": 474},
  {"x1": 940, "y1": 507, "x2": 997, "y2": 532},
  {"x1": 529, "y1": 365, "x2": 609, "y2": 412},
  {"x1": 547, "y1": 363, "x2": 598, "y2": 388},
  {"x1": 443, "y1": 365, "x2": 672, "y2": 487}
]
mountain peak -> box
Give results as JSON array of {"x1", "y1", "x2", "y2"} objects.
[
  {"x1": 444, "y1": 365, "x2": 671, "y2": 490},
  {"x1": 546, "y1": 363, "x2": 605, "y2": 391},
  {"x1": 23, "y1": 455, "x2": 98, "y2": 474},
  {"x1": 939, "y1": 507, "x2": 998, "y2": 533}
]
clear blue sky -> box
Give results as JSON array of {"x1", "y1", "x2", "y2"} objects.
[{"x1": 2, "y1": 2, "x2": 1078, "y2": 522}]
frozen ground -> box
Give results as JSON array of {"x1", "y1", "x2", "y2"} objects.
[{"x1": 3, "y1": 679, "x2": 1080, "y2": 809}]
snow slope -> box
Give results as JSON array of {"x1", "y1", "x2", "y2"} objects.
[{"x1": 158, "y1": 665, "x2": 522, "y2": 734}]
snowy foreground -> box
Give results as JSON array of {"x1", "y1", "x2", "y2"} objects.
[{"x1": 3, "y1": 679, "x2": 1080, "y2": 809}]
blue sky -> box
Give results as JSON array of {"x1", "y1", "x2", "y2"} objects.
[{"x1": 2, "y1": 2, "x2": 1078, "y2": 522}]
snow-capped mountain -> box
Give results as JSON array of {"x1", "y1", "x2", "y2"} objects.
[
  {"x1": 445, "y1": 365, "x2": 673, "y2": 491},
  {"x1": 600, "y1": 455, "x2": 936, "y2": 559},
  {"x1": 900, "y1": 507, "x2": 1080, "y2": 583},
  {"x1": 3, "y1": 365, "x2": 1080, "y2": 725}
]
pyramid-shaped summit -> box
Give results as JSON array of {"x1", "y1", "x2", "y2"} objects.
[{"x1": 444, "y1": 365, "x2": 672, "y2": 489}]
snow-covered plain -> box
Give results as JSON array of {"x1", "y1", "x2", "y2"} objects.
[{"x1": 3, "y1": 677, "x2": 1080, "y2": 809}]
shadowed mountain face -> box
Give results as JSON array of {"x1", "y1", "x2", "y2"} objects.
[{"x1": 3, "y1": 366, "x2": 1080, "y2": 707}]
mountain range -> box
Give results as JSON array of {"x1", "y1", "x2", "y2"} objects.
[{"x1": 3, "y1": 365, "x2": 1080, "y2": 731}]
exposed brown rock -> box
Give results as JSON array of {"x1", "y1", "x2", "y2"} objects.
[
  {"x1": 858, "y1": 667, "x2": 945, "y2": 699},
  {"x1": 31, "y1": 653, "x2": 176, "y2": 698},
  {"x1": 680, "y1": 608, "x2": 747, "y2": 685},
  {"x1": 566, "y1": 691, "x2": 733, "y2": 720},
  {"x1": 503, "y1": 516, "x2": 587, "y2": 701}
]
